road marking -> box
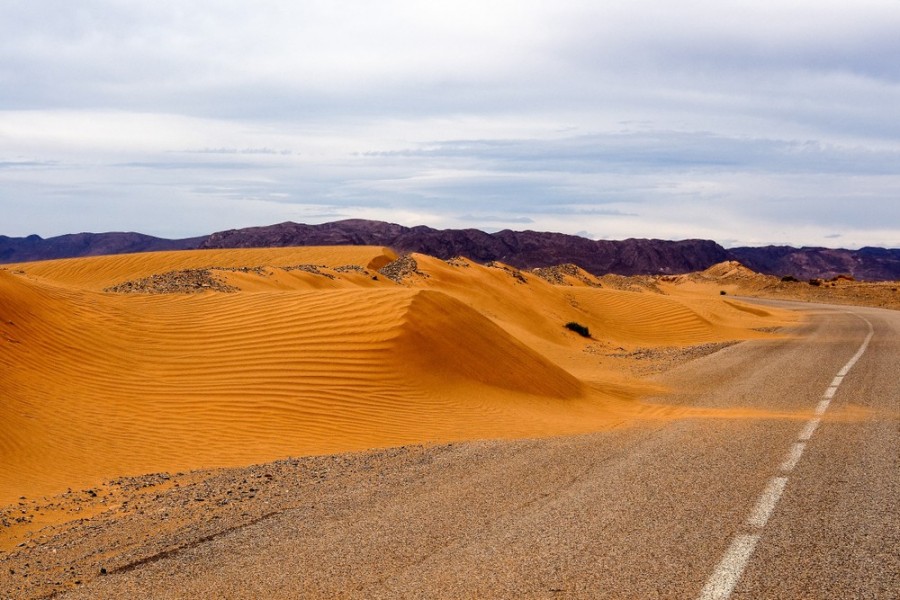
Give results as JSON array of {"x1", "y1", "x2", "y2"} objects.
[
  {"x1": 746, "y1": 476, "x2": 788, "y2": 528},
  {"x1": 780, "y1": 442, "x2": 806, "y2": 473},
  {"x1": 697, "y1": 313, "x2": 874, "y2": 600},
  {"x1": 798, "y1": 418, "x2": 820, "y2": 441},
  {"x1": 836, "y1": 316, "x2": 874, "y2": 376},
  {"x1": 697, "y1": 534, "x2": 761, "y2": 600}
]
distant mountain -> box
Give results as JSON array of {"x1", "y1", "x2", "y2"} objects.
[
  {"x1": 199, "y1": 220, "x2": 729, "y2": 276},
  {"x1": 728, "y1": 245, "x2": 900, "y2": 281},
  {"x1": 2, "y1": 219, "x2": 898, "y2": 280},
  {"x1": 0, "y1": 232, "x2": 200, "y2": 263}
]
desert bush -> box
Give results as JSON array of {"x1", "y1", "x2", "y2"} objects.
[
  {"x1": 565, "y1": 322, "x2": 591, "y2": 337},
  {"x1": 781, "y1": 275, "x2": 799, "y2": 283},
  {"x1": 808, "y1": 278, "x2": 822, "y2": 286},
  {"x1": 720, "y1": 290, "x2": 727, "y2": 295}
]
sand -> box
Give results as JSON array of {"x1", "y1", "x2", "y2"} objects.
[
  {"x1": 0, "y1": 249, "x2": 798, "y2": 525},
  {"x1": 654, "y1": 260, "x2": 900, "y2": 310}
]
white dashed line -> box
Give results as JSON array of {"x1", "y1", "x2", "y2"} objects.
[
  {"x1": 697, "y1": 314, "x2": 874, "y2": 600},
  {"x1": 779, "y1": 442, "x2": 806, "y2": 473},
  {"x1": 746, "y1": 476, "x2": 788, "y2": 528},
  {"x1": 697, "y1": 534, "x2": 761, "y2": 600},
  {"x1": 798, "y1": 418, "x2": 821, "y2": 441}
]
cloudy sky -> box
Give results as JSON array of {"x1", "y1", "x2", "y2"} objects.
[{"x1": 2, "y1": 1, "x2": 899, "y2": 247}]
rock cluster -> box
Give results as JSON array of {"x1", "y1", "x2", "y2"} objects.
[
  {"x1": 378, "y1": 255, "x2": 426, "y2": 283},
  {"x1": 104, "y1": 270, "x2": 238, "y2": 294},
  {"x1": 444, "y1": 257, "x2": 471, "y2": 268},
  {"x1": 334, "y1": 265, "x2": 369, "y2": 274},
  {"x1": 282, "y1": 264, "x2": 336, "y2": 279},
  {"x1": 532, "y1": 264, "x2": 602, "y2": 287},
  {"x1": 485, "y1": 261, "x2": 529, "y2": 284},
  {"x1": 219, "y1": 266, "x2": 266, "y2": 275}
]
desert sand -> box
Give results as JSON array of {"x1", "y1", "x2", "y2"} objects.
[
  {"x1": 602, "y1": 260, "x2": 900, "y2": 311},
  {"x1": 0, "y1": 248, "x2": 802, "y2": 553}
]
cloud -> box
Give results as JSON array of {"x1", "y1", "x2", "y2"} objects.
[
  {"x1": 114, "y1": 161, "x2": 264, "y2": 171},
  {"x1": 1, "y1": 1, "x2": 898, "y2": 249},
  {"x1": 458, "y1": 215, "x2": 535, "y2": 224},
  {"x1": 0, "y1": 159, "x2": 58, "y2": 169},
  {"x1": 371, "y1": 132, "x2": 900, "y2": 175},
  {"x1": 183, "y1": 148, "x2": 295, "y2": 156}
]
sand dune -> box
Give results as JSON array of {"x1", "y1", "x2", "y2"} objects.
[
  {"x1": 397, "y1": 290, "x2": 585, "y2": 398},
  {"x1": 0, "y1": 249, "x2": 795, "y2": 507},
  {"x1": 9, "y1": 246, "x2": 396, "y2": 291},
  {"x1": 657, "y1": 260, "x2": 900, "y2": 310}
]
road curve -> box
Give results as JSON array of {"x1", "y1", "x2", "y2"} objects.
[{"x1": 57, "y1": 300, "x2": 899, "y2": 599}]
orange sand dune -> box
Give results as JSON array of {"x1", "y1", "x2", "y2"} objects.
[
  {"x1": 0, "y1": 249, "x2": 795, "y2": 506},
  {"x1": 396, "y1": 255, "x2": 793, "y2": 381},
  {"x1": 564, "y1": 287, "x2": 776, "y2": 346}
]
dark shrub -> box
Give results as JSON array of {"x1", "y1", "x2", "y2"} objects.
[
  {"x1": 565, "y1": 322, "x2": 591, "y2": 337},
  {"x1": 808, "y1": 278, "x2": 822, "y2": 286},
  {"x1": 781, "y1": 275, "x2": 799, "y2": 283},
  {"x1": 720, "y1": 290, "x2": 727, "y2": 295}
]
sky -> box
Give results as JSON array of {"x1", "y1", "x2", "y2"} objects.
[{"x1": 2, "y1": 1, "x2": 899, "y2": 248}]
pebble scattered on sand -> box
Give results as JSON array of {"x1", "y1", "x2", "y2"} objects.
[{"x1": 0, "y1": 445, "x2": 457, "y2": 600}]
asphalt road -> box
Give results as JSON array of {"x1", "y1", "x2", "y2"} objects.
[{"x1": 58, "y1": 300, "x2": 899, "y2": 599}]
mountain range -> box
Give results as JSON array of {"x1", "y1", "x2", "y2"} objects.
[{"x1": 2, "y1": 219, "x2": 898, "y2": 281}]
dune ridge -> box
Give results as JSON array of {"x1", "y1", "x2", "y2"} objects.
[
  {"x1": 0, "y1": 249, "x2": 795, "y2": 507},
  {"x1": 9, "y1": 246, "x2": 396, "y2": 291}
]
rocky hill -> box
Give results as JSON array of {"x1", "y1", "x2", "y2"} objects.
[
  {"x1": 728, "y1": 245, "x2": 900, "y2": 281},
  {"x1": 199, "y1": 220, "x2": 729, "y2": 276},
  {"x1": 2, "y1": 220, "x2": 898, "y2": 280},
  {"x1": 0, "y1": 232, "x2": 200, "y2": 263}
]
